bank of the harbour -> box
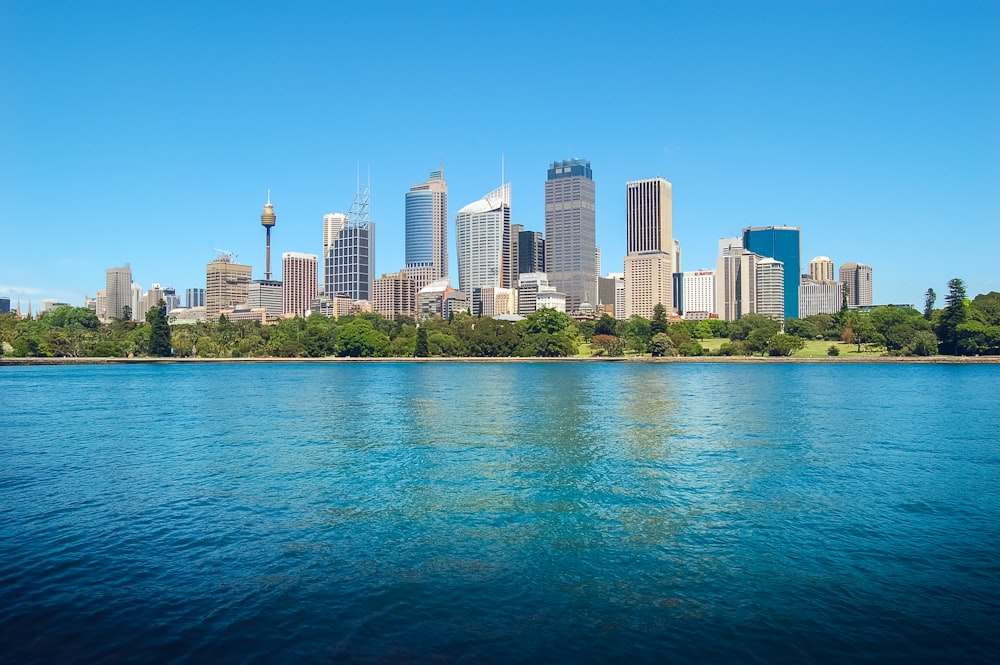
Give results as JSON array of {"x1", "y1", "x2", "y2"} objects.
[
  {"x1": 2, "y1": 354, "x2": 999, "y2": 366},
  {"x1": 2, "y1": 362, "x2": 998, "y2": 664}
]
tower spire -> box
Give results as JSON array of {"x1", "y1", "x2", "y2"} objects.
[{"x1": 260, "y1": 191, "x2": 277, "y2": 280}]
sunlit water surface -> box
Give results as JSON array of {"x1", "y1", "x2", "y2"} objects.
[{"x1": 2, "y1": 362, "x2": 998, "y2": 663}]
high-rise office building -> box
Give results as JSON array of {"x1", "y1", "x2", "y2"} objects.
[
  {"x1": 0, "y1": 297, "x2": 9, "y2": 314},
  {"x1": 682, "y1": 270, "x2": 716, "y2": 319},
  {"x1": 624, "y1": 178, "x2": 673, "y2": 319},
  {"x1": 518, "y1": 229, "x2": 545, "y2": 276},
  {"x1": 206, "y1": 254, "x2": 252, "y2": 321},
  {"x1": 755, "y1": 258, "x2": 785, "y2": 322},
  {"x1": 373, "y1": 271, "x2": 416, "y2": 320},
  {"x1": 105, "y1": 264, "x2": 132, "y2": 322},
  {"x1": 248, "y1": 280, "x2": 282, "y2": 318},
  {"x1": 799, "y1": 279, "x2": 844, "y2": 317},
  {"x1": 185, "y1": 288, "x2": 205, "y2": 308},
  {"x1": 808, "y1": 256, "x2": 835, "y2": 283},
  {"x1": 742, "y1": 226, "x2": 801, "y2": 319},
  {"x1": 326, "y1": 180, "x2": 375, "y2": 301},
  {"x1": 839, "y1": 262, "x2": 873, "y2": 307},
  {"x1": 282, "y1": 252, "x2": 318, "y2": 317},
  {"x1": 404, "y1": 169, "x2": 448, "y2": 293},
  {"x1": 717, "y1": 248, "x2": 762, "y2": 321},
  {"x1": 545, "y1": 159, "x2": 596, "y2": 311},
  {"x1": 323, "y1": 213, "x2": 348, "y2": 286},
  {"x1": 455, "y1": 183, "x2": 512, "y2": 294}
]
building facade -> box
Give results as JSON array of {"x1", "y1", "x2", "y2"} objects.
[
  {"x1": 185, "y1": 288, "x2": 205, "y2": 309},
  {"x1": 799, "y1": 279, "x2": 844, "y2": 317},
  {"x1": 455, "y1": 183, "x2": 512, "y2": 295},
  {"x1": 248, "y1": 280, "x2": 283, "y2": 319},
  {"x1": 544, "y1": 159, "x2": 596, "y2": 311},
  {"x1": 206, "y1": 254, "x2": 252, "y2": 322},
  {"x1": 808, "y1": 256, "x2": 835, "y2": 283},
  {"x1": 105, "y1": 264, "x2": 133, "y2": 322},
  {"x1": 755, "y1": 258, "x2": 785, "y2": 322},
  {"x1": 742, "y1": 226, "x2": 801, "y2": 319},
  {"x1": 681, "y1": 270, "x2": 716, "y2": 320},
  {"x1": 404, "y1": 170, "x2": 448, "y2": 293},
  {"x1": 372, "y1": 271, "x2": 416, "y2": 320},
  {"x1": 624, "y1": 178, "x2": 673, "y2": 319},
  {"x1": 717, "y1": 248, "x2": 761, "y2": 321},
  {"x1": 326, "y1": 225, "x2": 374, "y2": 301},
  {"x1": 839, "y1": 262, "x2": 873, "y2": 307},
  {"x1": 282, "y1": 252, "x2": 318, "y2": 317}
]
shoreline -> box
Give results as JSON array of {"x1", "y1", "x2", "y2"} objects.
[{"x1": 2, "y1": 355, "x2": 998, "y2": 366}]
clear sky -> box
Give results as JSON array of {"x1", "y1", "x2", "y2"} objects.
[{"x1": 2, "y1": 1, "x2": 998, "y2": 309}]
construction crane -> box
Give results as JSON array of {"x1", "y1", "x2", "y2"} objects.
[{"x1": 211, "y1": 248, "x2": 238, "y2": 262}]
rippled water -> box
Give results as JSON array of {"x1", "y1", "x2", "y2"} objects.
[{"x1": 2, "y1": 362, "x2": 998, "y2": 663}]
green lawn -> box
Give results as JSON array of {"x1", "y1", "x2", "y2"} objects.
[{"x1": 577, "y1": 337, "x2": 881, "y2": 359}]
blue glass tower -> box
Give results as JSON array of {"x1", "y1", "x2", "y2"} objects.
[{"x1": 742, "y1": 226, "x2": 801, "y2": 319}]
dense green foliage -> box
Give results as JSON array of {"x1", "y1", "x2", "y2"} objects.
[{"x1": 3, "y1": 281, "x2": 998, "y2": 359}]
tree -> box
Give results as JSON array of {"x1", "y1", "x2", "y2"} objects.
[
  {"x1": 520, "y1": 308, "x2": 572, "y2": 335},
  {"x1": 337, "y1": 319, "x2": 390, "y2": 357},
  {"x1": 146, "y1": 300, "x2": 172, "y2": 357},
  {"x1": 623, "y1": 316, "x2": 652, "y2": 354},
  {"x1": 594, "y1": 313, "x2": 618, "y2": 337},
  {"x1": 414, "y1": 326, "x2": 429, "y2": 357},
  {"x1": 693, "y1": 320, "x2": 712, "y2": 340},
  {"x1": 767, "y1": 334, "x2": 805, "y2": 357},
  {"x1": 651, "y1": 304, "x2": 668, "y2": 335},
  {"x1": 648, "y1": 333, "x2": 675, "y2": 357},
  {"x1": 591, "y1": 334, "x2": 626, "y2": 357},
  {"x1": 936, "y1": 278, "x2": 968, "y2": 355},
  {"x1": 827, "y1": 345, "x2": 840, "y2": 357},
  {"x1": 923, "y1": 288, "x2": 936, "y2": 320}
]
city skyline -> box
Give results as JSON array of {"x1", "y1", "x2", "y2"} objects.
[{"x1": 3, "y1": 2, "x2": 997, "y2": 307}]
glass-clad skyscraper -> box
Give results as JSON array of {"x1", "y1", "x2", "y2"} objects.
[
  {"x1": 404, "y1": 170, "x2": 448, "y2": 292},
  {"x1": 742, "y1": 226, "x2": 801, "y2": 319}
]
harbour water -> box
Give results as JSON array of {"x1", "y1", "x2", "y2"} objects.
[{"x1": 1, "y1": 362, "x2": 998, "y2": 663}]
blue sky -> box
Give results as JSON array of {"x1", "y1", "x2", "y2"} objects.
[{"x1": 2, "y1": 0, "x2": 998, "y2": 309}]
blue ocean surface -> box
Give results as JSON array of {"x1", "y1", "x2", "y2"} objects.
[{"x1": 1, "y1": 362, "x2": 998, "y2": 664}]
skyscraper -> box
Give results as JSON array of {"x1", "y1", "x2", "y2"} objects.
[
  {"x1": 206, "y1": 253, "x2": 252, "y2": 321},
  {"x1": 517, "y1": 229, "x2": 545, "y2": 275},
  {"x1": 755, "y1": 258, "x2": 785, "y2": 322},
  {"x1": 545, "y1": 159, "x2": 596, "y2": 311},
  {"x1": 455, "y1": 183, "x2": 512, "y2": 294},
  {"x1": 404, "y1": 169, "x2": 448, "y2": 292},
  {"x1": 717, "y1": 248, "x2": 761, "y2": 321},
  {"x1": 742, "y1": 226, "x2": 801, "y2": 319},
  {"x1": 326, "y1": 179, "x2": 375, "y2": 301},
  {"x1": 105, "y1": 264, "x2": 132, "y2": 321},
  {"x1": 808, "y1": 256, "x2": 835, "y2": 283},
  {"x1": 282, "y1": 252, "x2": 318, "y2": 317},
  {"x1": 323, "y1": 213, "x2": 348, "y2": 261},
  {"x1": 839, "y1": 262, "x2": 873, "y2": 306},
  {"x1": 372, "y1": 270, "x2": 416, "y2": 320},
  {"x1": 623, "y1": 178, "x2": 673, "y2": 319}
]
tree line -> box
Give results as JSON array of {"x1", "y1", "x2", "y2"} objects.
[{"x1": 2, "y1": 279, "x2": 998, "y2": 359}]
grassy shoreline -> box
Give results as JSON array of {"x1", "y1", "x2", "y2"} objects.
[{"x1": 2, "y1": 355, "x2": 998, "y2": 366}]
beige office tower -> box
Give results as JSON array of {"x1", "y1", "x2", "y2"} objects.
[
  {"x1": 624, "y1": 178, "x2": 672, "y2": 319},
  {"x1": 755, "y1": 258, "x2": 785, "y2": 322},
  {"x1": 839, "y1": 262, "x2": 873, "y2": 306},
  {"x1": 104, "y1": 264, "x2": 132, "y2": 322},
  {"x1": 206, "y1": 254, "x2": 252, "y2": 322},
  {"x1": 372, "y1": 270, "x2": 417, "y2": 319},
  {"x1": 282, "y1": 252, "x2": 318, "y2": 317},
  {"x1": 717, "y1": 248, "x2": 762, "y2": 321},
  {"x1": 809, "y1": 256, "x2": 835, "y2": 283}
]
